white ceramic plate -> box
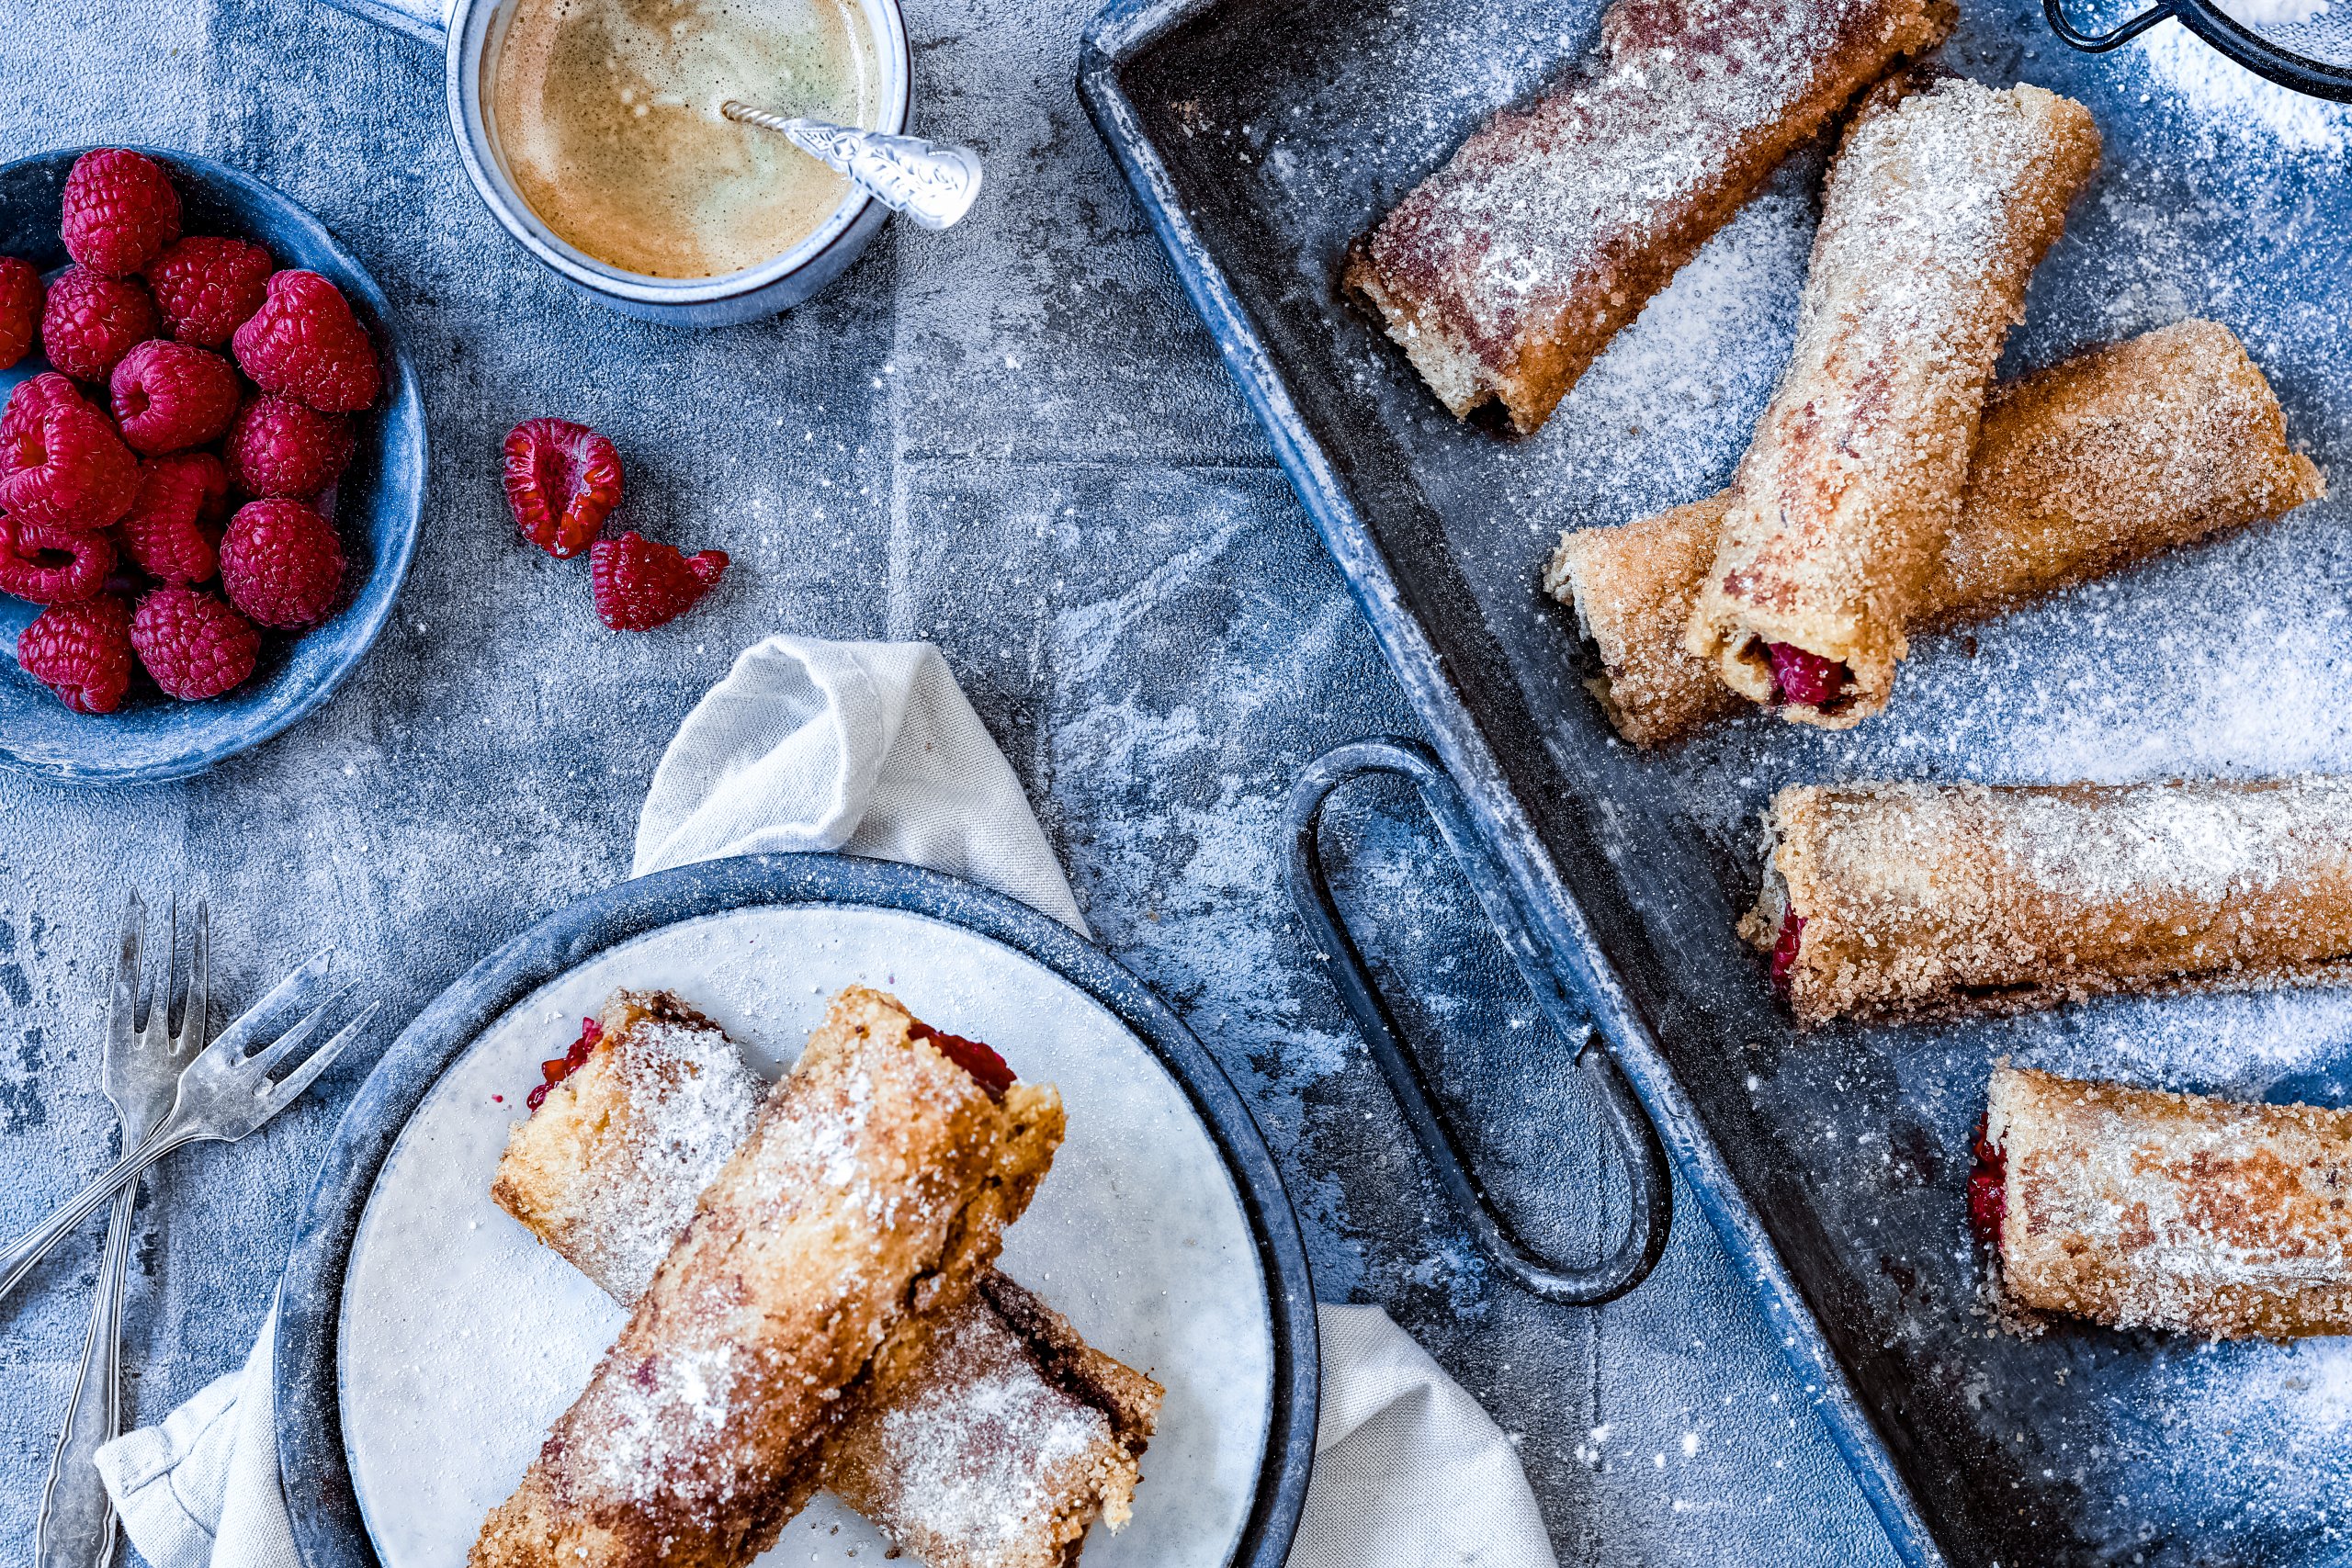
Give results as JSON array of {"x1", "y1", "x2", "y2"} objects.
[{"x1": 335, "y1": 903, "x2": 1274, "y2": 1567}]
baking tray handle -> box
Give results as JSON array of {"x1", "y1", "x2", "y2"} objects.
[{"x1": 1285, "y1": 738, "x2": 1671, "y2": 1303}]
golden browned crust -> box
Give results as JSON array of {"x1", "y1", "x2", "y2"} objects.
[
  {"x1": 470, "y1": 987, "x2": 1065, "y2": 1568},
  {"x1": 1684, "y1": 75, "x2": 2102, "y2": 726},
  {"x1": 490, "y1": 990, "x2": 766, "y2": 1303},
  {"x1": 1342, "y1": 0, "x2": 1951, "y2": 435},
  {"x1": 1742, "y1": 778, "x2": 2352, "y2": 1026},
  {"x1": 1987, "y1": 1066, "x2": 2352, "y2": 1339},
  {"x1": 1545, "y1": 321, "x2": 2324, "y2": 747},
  {"x1": 491, "y1": 988, "x2": 1159, "y2": 1568}
]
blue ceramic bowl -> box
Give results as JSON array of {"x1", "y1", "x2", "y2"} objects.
[{"x1": 0, "y1": 147, "x2": 423, "y2": 784}]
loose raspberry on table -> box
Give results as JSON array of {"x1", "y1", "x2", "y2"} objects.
[
  {"x1": 232, "y1": 270, "x2": 378, "y2": 413},
  {"x1": 111, "y1": 339, "x2": 241, "y2": 455},
  {"x1": 1, "y1": 373, "x2": 92, "y2": 445},
  {"x1": 18, "y1": 592, "x2": 134, "y2": 714},
  {"x1": 224, "y1": 394, "x2": 354, "y2": 500},
  {"x1": 116, "y1": 452, "x2": 229, "y2": 584},
  {"x1": 0, "y1": 399, "x2": 139, "y2": 533},
  {"x1": 40, "y1": 266, "x2": 159, "y2": 383},
  {"x1": 143, "y1": 235, "x2": 272, "y2": 347},
  {"x1": 503, "y1": 417, "x2": 621, "y2": 558},
  {"x1": 590, "y1": 531, "x2": 727, "y2": 631},
  {"x1": 61, "y1": 150, "x2": 182, "y2": 277},
  {"x1": 131, "y1": 586, "x2": 258, "y2": 700},
  {"x1": 0, "y1": 258, "x2": 41, "y2": 369},
  {"x1": 0, "y1": 511, "x2": 116, "y2": 604},
  {"x1": 220, "y1": 498, "x2": 345, "y2": 629}
]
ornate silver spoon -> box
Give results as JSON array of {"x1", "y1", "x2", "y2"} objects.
[{"x1": 720, "y1": 102, "x2": 983, "y2": 231}]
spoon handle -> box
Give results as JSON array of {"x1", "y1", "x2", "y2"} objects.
[{"x1": 721, "y1": 103, "x2": 983, "y2": 231}]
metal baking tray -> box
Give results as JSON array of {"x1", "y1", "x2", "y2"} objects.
[{"x1": 1078, "y1": 1, "x2": 2352, "y2": 1562}]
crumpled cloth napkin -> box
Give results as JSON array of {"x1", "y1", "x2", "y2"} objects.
[{"x1": 95, "y1": 635, "x2": 1555, "y2": 1568}]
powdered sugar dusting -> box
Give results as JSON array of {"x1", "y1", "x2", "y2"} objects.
[{"x1": 2136, "y1": 23, "x2": 2352, "y2": 154}]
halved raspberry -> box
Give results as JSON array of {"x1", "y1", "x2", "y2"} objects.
[
  {"x1": 503, "y1": 418, "x2": 622, "y2": 558},
  {"x1": 143, "y1": 235, "x2": 272, "y2": 347},
  {"x1": 40, "y1": 267, "x2": 160, "y2": 384},
  {"x1": 0, "y1": 512, "x2": 116, "y2": 604},
  {"x1": 0, "y1": 258, "x2": 41, "y2": 369},
  {"x1": 1765, "y1": 642, "x2": 1847, "y2": 709},
  {"x1": 116, "y1": 453, "x2": 230, "y2": 584},
  {"x1": 61, "y1": 150, "x2": 182, "y2": 277},
  {"x1": 18, "y1": 592, "x2": 135, "y2": 713},
  {"x1": 219, "y1": 498, "x2": 345, "y2": 629},
  {"x1": 590, "y1": 531, "x2": 726, "y2": 631},
  {"x1": 224, "y1": 394, "x2": 354, "y2": 500},
  {"x1": 130, "y1": 586, "x2": 258, "y2": 700},
  {"x1": 0, "y1": 399, "x2": 140, "y2": 533},
  {"x1": 232, "y1": 270, "x2": 379, "y2": 413},
  {"x1": 111, "y1": 339, "x2": 242, "y2": 455}
]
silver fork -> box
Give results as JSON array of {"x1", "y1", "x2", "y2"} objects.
[
  {"x1": 0, "y1": 947, "x2": 374, "y2": 1310},
  {"x1": 35, "y1": 892, "x2": 208, "y2": 1568}
]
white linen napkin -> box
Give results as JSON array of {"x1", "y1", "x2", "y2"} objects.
[{"x1": 94, "y1": 635, "x2": 1555, "y2": 1568}]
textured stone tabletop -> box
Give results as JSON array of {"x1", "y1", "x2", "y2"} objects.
[{"x1": 0, "y1": 1, "x2": 1895, "y2": 1562}]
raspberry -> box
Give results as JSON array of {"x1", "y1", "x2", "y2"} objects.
[
  {"x1": 0, "y1": 511, "x2": 116, "y2": 604},
  {"x1": 0, "y1": 399, "x2": 139, "y2": 533},
  {"x1": 143, "y1": 235, "x2": 272, "y2": 347},
  {"x1": 130, "y1": 586, "x2": 258, "y2": 700},
  {"x1": 1, "y1": 373, "x2": 92, "y2": 444},
  {"x1": 503, "y1": 418, "x2": 622, "y2": 558},
  {"x1": 232, "y1": 270, "x2": 379, "y2": 413},
  {"x1": 0, "y1": 257, "x2": 41, "y2": 369},
  {"x1": 40, "y1": 266, "x2": 159, "y2": 383},
  {"x1": 60, "y1": 150, "x2": 183, "y2": 277},
  {"x1": 220, "y1": 498, "x2": 345, "y2": 629},
  {"x1": 111, "y1": 340, "x2": 241, "y2": 455},
  {"x1": 116, "y1": 453, "x2": 229, "y2": 584},
  {"x1": 1765, "y1": 642, "x2": 1847, "y2": 708},
  {"x1": 223, "y1": 394, "x2": 354, "y2": 500},
  {"x1": 17, "y1": 592, "x2": 134, "y2": 714},
  {"x1": 590, "y1": 531, "x2": 726, "y2": 631}
]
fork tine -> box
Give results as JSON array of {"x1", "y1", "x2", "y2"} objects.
[
  {"x1": 175, "y1": 900, "x2": 209, "y2": 1059},
  {"x1": 108, "y1": 891, "x2": 144, "y2": 1039},
  {"x1": 205, "y1": 953, "x2": 334, "y2": 1060},
  {"x1": 144, "y1": 893, "x2": 178, "y2": 1048},
  {"x1": 260, "y1": 1003, "x2": 377, "y2": 1114},
  {"x1": 243, "y1": 985, "x2": 355, "y2": 1077}
]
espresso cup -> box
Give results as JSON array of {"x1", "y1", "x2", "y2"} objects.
[{"x1": 335, "y1": 0, "x2": 911, "y2": 325}]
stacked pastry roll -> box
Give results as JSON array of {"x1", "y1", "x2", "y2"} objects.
[
  {"x1": 1745, "y1": 777, "x2": 2352, "y2": 1026},
  {"x1": 1548, "y1": 321, "x2": 2325, "y2": 747},
  {"x1": 485, "y1": 989, "x2": 1160, "y2": 1568},
  {"x1": 1978, "y1": 1066, "x2": 2352, "y2": 1338},
  {"x1": 1345, "y1": 0, "x2": 1952, "y2": 434},
  {"x1": 470, "y1": 987, "x2": 1101, "y2": 1568},
  {"x1": 1684, "y1": 73, "x2": 2102, "y2": 725}
]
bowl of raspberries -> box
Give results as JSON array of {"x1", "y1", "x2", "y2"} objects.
[{"x1": 0, "y1": 145, "x2": 422, "y2": 783}]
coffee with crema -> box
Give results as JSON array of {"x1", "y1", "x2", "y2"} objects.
[{"x1": 488, "y1": 0, "x2": 877, "y2": 279}]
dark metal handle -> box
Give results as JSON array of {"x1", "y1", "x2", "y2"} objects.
[
  {"x1": 1284, "y1": 738, "x2": 1669, "y2": 1304},
  {"x1": 2043, "y1": 0, "x2": 2177, "y2": 51}
]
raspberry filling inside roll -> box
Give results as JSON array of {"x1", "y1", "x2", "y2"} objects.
[
  {"x1": 1765, "y1": 642, "x2": 1848, "y2": 709},
  {"x1": 1769, "y1": 910, "x2": 1805, "y2": 993},
  {"x1": 1966, "y1": 1118, "x2": 2007, "y2": 1249},
  {"x1": 526, "y1": 1015, "x2": 604, "y2": 1112},
  {"x1": 910, "y1": 1019, "x2": 1016, "y2": 1100}
]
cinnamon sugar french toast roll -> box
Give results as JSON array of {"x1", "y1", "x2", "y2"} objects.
[
  {"x1": 470, "y1": 987, "x2": 1066, "y2": 1568},
  {"x1": 1744, "y1": 778, "x2": 2352, "y2": 1026},
  {"x1": 1341, "y1": 0, "x2": 1951, "y2": 435},
  {"x1": 1684, "y1": 75, "x2": 2102, "y2": 727},
  {"x1": 1976, "y1": 1066, "x2": 2352, "y2": 1338},
  {"x1": 492, "y1": 988, "x2": 1162, "y2": 1568},
  {"x1": 1546, "y1": 321, "x2": 2324, "y2": 747}
]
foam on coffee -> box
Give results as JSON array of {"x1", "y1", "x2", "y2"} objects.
[{"x1": 490, "y1": 0, "x2": 876, "y2": 279}]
